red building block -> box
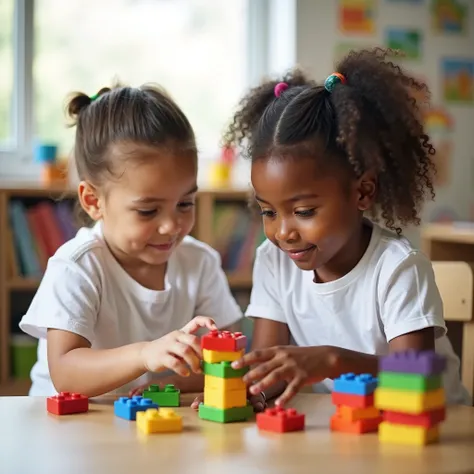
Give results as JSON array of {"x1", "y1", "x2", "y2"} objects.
[
  {"x1": 383, "y1": 406, "x2": 446, "y2": 428},
  {"x1": 330, "y1": 412, "x2": 382, "y2": 434},
  {"x1": 201, "y1": 330, "x2": 247, "y2": 352},
  {"x1": 256, "y1": 407, "x2": 305, "y2": 433},
  {"x1": 332, "y1": 391, "x2": 374, "y2": 408},
  {"x1": 47, "y1": 392, "x2": 89, "y2": 415}
]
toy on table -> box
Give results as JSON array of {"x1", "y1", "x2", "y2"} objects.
[
  {"x1": 256, "y1": 407, "x2": 305, "y2": 433},
  {"x1": 198, "y1": 330, "x2": 253, "y2": 423},
  {"x1": 114, "y1": 396, "x2": 158, "y2": 421},
  {"x1": 47, "y1": 392, "x2": 89, "y2": 415},
  {"x1": 142, "y1": 383, "x2": 180, "y2": 407},
  {"x1": 34, "y1": 143, "x2": 69, "y2": 185},
  {"x1": 330, "y1": 373, "x2": 382, "y2": 434},
  {"x1": 136, "y1": 408, "x2": 183, "y2": 434},
  {"x1": 208, "y1": 145, "x2": 236, "y2": 188},
  {"x1": 375, "y1": 350, "x2": 447, "y2": 446}
]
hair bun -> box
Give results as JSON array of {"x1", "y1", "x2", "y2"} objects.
[{"x1": 66, "y1": 93, "x2": 92, "y2": 124}]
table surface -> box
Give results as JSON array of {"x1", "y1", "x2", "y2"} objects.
[{"x1": 1, "y1": 393, "x2": 474, "y2": 474}]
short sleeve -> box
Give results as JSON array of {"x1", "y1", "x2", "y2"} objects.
[
  {"x1": 19, "y1": 258, "x2": 100, "y2": 343},
  {"x1": 245, "y1": 244, "x2": 286, "y2": 322},
  {"x1": 380, "y1": 252, "x2": 447, "y2": 342},
  {"x1": 194, "y1": 250, "x2": 243, "y2": 328}
]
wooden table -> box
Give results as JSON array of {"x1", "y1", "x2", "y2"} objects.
[{"x1": 1, "y1": 393, "x2": 474, "y2": 473}]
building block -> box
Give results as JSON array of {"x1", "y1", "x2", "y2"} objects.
[
  {"x1": 203, "y1": 348, "x2": 244, "y2": 364},
  {"x1": 198, "y1": 403, "x2": 253, "y2": 423},
  {"x1": 332, "y1": 391, "x2": 374, "y2": 408},
  {"x1": 330, "y1": 412, "x2": 382, "y2": 434},
  {"x1": 205, "y1": 374, "x2": 246, "y2": 392},
  {"x1": 378, "y1": 371, "x2": 442, "y2": 392},
  {"x1": 333, "y1": 373, "x2": 378, "y2": 395},
  {"x1": 256, "y1": 407, "x2": 305, "y2": 433},
  {"x1": 143, "y1": 384, "x2": 180, "y2": 407},
  {"x1": 136, "y1": 408, "x2": 182, "y2": 434},
  {"x1": 201, "y1": 330, "x2": 247, "y2": 352},
  {"x1": 379, "y1": 421, "x2": 440, "y2": 445},
  {"x1": 202, "y1": 361, "x2": 249, "y2": 379},
  {"x1": 379, "y1": 350, "x2": 446, "y2": 376},
  {"x1": 204, "y1": 386, "x2": 247, "y2": 409},
  {"x1": 336, "y1": 405, "x2": 380, "y2": 423},
  {"x1": 114, "y1": 396, "x2": 158, "y2": 421},
  {"x1": 383, "y1": 407, "x2": 446, "y2": 429},
  {"x1": 375, "y1": 387, "x2": 445, "y2": 414},
  {"x1": 47, "y1": 392, "x2": 89, "y2": 415}
]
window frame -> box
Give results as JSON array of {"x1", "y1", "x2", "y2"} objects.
[{"x1": 0, "y1": 0, "x2": 290, "y2": 180}]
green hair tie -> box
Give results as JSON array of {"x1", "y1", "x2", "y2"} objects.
[
  {"x1": 324, "y1": 72, "x2": 347, "y2": 93},
  {"x1": 89, "y1": 93, "x2": 99, "y2": 102}
]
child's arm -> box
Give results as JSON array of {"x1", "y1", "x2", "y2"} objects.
[{"x1": 48, "y1": 316, "x2": 216, "y2": 397}]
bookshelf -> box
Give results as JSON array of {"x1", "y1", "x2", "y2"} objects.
[{"x1": 0, "y1": 183, "x2": 259, "y2": 395}]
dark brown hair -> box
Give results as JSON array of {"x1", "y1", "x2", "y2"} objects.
[
  {"x1": 66, "y1": 83, "x2": 197, "y2": 225},
  {"x1": 224, "y1": 48, "x2": 436, "y2": 234}
]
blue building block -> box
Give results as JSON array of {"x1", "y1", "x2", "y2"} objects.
[
  {"x1": 333, "y1": 373, "x2": 378, "y2": 396},
  {"x1": 114, "y1": 396, "x2": 158, "y2": 421}
]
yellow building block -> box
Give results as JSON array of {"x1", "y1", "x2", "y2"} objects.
[
  {"x1": 379, "y1": 422, "x2": 440, "y2": 445},
  {"x1": 375, "y1": 387, "x2": 445, "y2": 414},
  {"x1": 202, "y1": 349, "x2": 244, "y2": 363},
  {"x1": 204, "y1": 386, "x2": 247, "y2": 409},
  {"x1": 205, "y1": 374, "x2": 246, "y2": 392},
  {"x1": 136, "y1": 408, "x2": 182, "y2": 434}
]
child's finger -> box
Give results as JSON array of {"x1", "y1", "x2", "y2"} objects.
[
  {"x1": 162, "y1": 353, "x2": 191, "y2": 377},
  {"x1": 231, "y1": 348, "x2": 275, "y2": 369},
  {"x1": 249, "y1": 393, "x2": 266, "y2": 412},
  {"x1": 191, "y1": 393, "x2": 203, "y2": 410},
  {"x1": 170, "y1": 341, "x2": 202, "y2": 373},
  {"x1": 181, "y1": 316, "x2": 217, "y2": 334},
  {"x1": 243, "y1": 359, "x2": 280, "y2": 385},
  {"x1": 275, "y1": 377, "x2": 303, "y2": 407},
  {"x1": 177, "y1": 333, "x2": 202, "y2": 358},
  {"x1": 248, "y1": 366, "x2": 287, "y2": 395}
]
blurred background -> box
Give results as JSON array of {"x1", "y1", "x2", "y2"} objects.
[{"x1": 0, "y1": 0, "x2": 473, "y2": 395}]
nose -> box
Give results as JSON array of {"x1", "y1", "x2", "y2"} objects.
[
  {"x1": 158, "y1": 214, "x2": 182, "y2": 236},
  {"x1": 275, "y1": 217, "x2": 297, "y2": 243}
]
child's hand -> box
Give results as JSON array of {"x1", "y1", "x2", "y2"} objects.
[
  {"x1": 140, "y1": 316, "x2": 217, "y2": 376},
  {"x1": 190, "y1": 391, "x2": 267, "y2": 412},
  {"x1": 231, "y1": 346, "x2": 338, "y2": 407}
]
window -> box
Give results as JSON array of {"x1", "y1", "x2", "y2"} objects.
[
  {"x1": 34, "y1": 0, "x2": 249, "y2": 160},
  {"x1": 0, "y1": 0, "x2": 14, "y2": 148}
]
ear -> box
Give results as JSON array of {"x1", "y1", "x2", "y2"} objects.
[
  {"x1": 77, "y1": 181, "x2": 103, "y2": 221},
  {"x1": 356, "y1": 170, "x2": 377, "y2": 211}
]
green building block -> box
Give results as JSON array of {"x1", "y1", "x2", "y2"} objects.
[
  {"x1": 142, "y1": 384, "x2": 180, "y2": 407},
  {"x1": 378, "y1": 372, "x2": 442, "y2": 392},
  {"x1": 202, "y1": 361, "x2": 249, "y2": 378},
  {"x1": 198, "y1": 403, "x2": 253, "y2": 423}
]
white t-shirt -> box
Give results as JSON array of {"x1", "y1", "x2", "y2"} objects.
[
  {"x1": 20, "y1": 223, "x2": 243, "y2": 396},
  {"x1": 246, "y1": 222, "x2": 471, "y2": 405}
]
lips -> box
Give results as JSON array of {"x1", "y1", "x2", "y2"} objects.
[
  {"x1": 148, "y1": 242, "x2": 174, "y2": 251},
  {"x1": 282, "y1": 245, "x2": 316, "y2": 261}
]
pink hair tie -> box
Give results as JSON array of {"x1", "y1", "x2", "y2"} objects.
[{"x1": 274, "y1": 82, "x2": 288, "y2": 98}]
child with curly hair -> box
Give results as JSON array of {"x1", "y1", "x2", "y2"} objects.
[{"x1": 206, "y1": 48, "x2": 470, "y2": 409}]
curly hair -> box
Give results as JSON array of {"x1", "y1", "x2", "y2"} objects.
[{"x1": 224, "y1": 48, "x2": 436, "y2": 234}]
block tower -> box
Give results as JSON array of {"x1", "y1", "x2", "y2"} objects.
[
  {"x1": 198, "y1": 330, "x2": 253, "y2": 423},
  {"x1": 375, "y1": 350, "x2": 447, "y2": 446},
  {"x1": 330, "y1": 373, "x2": 382, "y2": 434}
]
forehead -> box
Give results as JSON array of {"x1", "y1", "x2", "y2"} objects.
[
  {"x1": 251, "y1": 157, "x2": 345, "y2": 201},
  {"x1": 108, "y1": 144, "x2": 197, "y2": 198}
]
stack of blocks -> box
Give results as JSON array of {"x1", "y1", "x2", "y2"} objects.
[
  {"x1": 375, "y1": 350, "x2": 446, "y2": 446},
  {"x1": 330, "y1": 373, "x2": 382, "y2": 434},
  {"x1": 198, "y1": 330, "x2": 253, "y2": 423}
]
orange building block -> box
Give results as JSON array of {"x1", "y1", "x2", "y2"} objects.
[
  {"x1": 336, "y1": 405, "x2": 380, "y2": 423},
  {"x1": 332, "y1": 391, "x2": 374, "y2": 408},
  {"x1": 330, "y1": 412, "x2": 382, "y2": 434}
]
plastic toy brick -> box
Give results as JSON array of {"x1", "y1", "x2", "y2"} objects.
[
  {"x1": 379, "y1": 350, "x2": 446, "y2": 376},
  {"x1": 375, "y1": 387, "x2": 445, "y2": 414},
  {"x1": 198, "y1": 403, "x2": 253, "y2": 423},
  {"x1": 47, "y1": 392, "x2": 89, "y2": 415},
  {"x1": 332, "y1": 391, "x2": 375, "y2": 408},
  {"x1": 143, "y1": 384, "x2": 180, "y2": 407},
  {"x1": 333, "y1": 373, "x2": 378, "y2": 395},
  {"x1": 378, "y1": 421, "x2": 440, "y2": 445},
  {"x1": 205, "y1": 374, "x2": 246, "y2": 392},
  {"x1": 378, "y1": 371, "x2": 442, "y2": 392},
  {"x1": 136, "y1": 408, "x2": 182, "y2": 434},
  {"x1": 114, "y1": 396, "x2": 158, "y2": 421},
  {"x1": 383, "y1": 407, "x2": 446, "y2": 429},
  {"x1": 201, "y1": 330, "x2": 247, "y2": 352},
  {"x1": 336, "y1": 405, "x2": 380, "y2": 423},
  {"x1": 256, "y1": 407, "x2": 305, "y2": 433},
  {"x1": 203, "y1": 348, "x2": 244, "y2": 364},
  {"x1": 204, "y1": 386, "x2": 247, "y2": 409},
  {"x1": 202, "y1": 361, "x2": 249, "y2": 379},
  {"x1": 330, "y1": 412, "x2": 382, "y2": 434}
]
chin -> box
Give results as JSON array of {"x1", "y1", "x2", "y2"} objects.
[{"x1": 292, "y1": 260, "x2": 317, "y2": 271}]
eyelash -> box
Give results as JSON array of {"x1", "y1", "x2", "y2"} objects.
[
  {"x1": 136, "y1": 202, "x2": 195, "y2": 217},
  {"x1": 259, "y1": 209, "x2": 316, "y2": 218}
]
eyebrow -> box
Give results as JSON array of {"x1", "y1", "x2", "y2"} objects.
[
  {"x1": 255, "y1": 193, "x2": 319, "y2": 204},
  {"x1": 132, "y1": 185, "x2": 198, "y2": 204}
]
